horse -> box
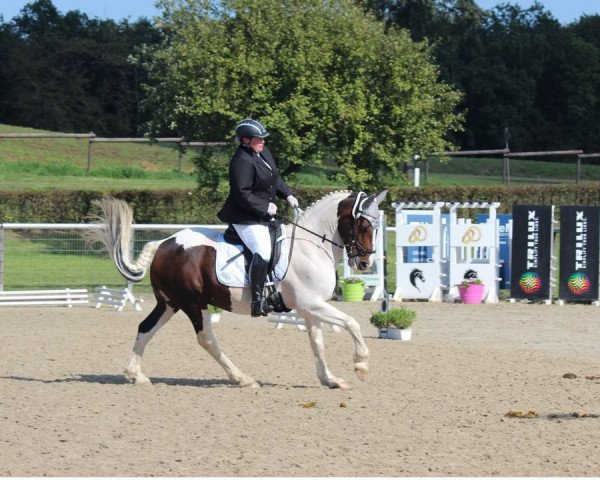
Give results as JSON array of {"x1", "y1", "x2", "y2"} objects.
[{"x1": 87, "y1": 190, "x2": 387, "y2": 389}]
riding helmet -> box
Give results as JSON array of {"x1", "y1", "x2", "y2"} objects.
[{"x1": 235, "y1": 118, "x2": 269, "y2": 138}]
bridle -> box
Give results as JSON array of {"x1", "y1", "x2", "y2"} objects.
[{"x1": 276, "y1": 191, "x2": 379, "y2": 259}]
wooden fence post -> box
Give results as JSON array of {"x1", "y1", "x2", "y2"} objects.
[{"x1": 87, "y1": 132, "x2": 96, "y2": 173}]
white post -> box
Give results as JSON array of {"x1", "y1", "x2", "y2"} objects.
[{"x1": 413, "y1": 154, "x2": 421, "y2": 187}]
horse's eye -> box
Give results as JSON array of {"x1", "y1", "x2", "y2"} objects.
[{"x1": 359, "y1": 224, "x2": 368, "y2": 234}]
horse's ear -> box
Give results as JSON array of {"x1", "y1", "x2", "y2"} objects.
[{"x1": 374, "y1": 190, "x2": 388, "y2": 205}]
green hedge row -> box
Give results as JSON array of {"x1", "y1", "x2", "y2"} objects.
[
  {"x1": 0, "y1": 187, "x2": 342, "y2": 223},
  {"x1": 2, "y1": 183, "x2": 600, "y2": 223}
]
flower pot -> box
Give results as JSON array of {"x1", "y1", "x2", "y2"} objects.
[
  {"x1": 339, "y1": 280, "x2": 365, "y2": 302},
  {"x1": 378, "y1": 327, "x2": 412, "y2": 341},
  {"x1": 459, "y1": 283, "x2": 484, "y2": 304}
]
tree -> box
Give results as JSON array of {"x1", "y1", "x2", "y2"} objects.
[
  {"x1": 143, "y1": 0, "x2": 463, "y2": 189},
  {"x1": 0, "y1": 0, "x2": 160, "y2": 135}
]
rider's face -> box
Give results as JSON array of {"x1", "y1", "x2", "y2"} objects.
[{"x1": 248, "y1": 136, "x2": 265, "y2": 154}]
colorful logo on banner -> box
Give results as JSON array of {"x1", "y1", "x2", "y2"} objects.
[
  {"x1": 566, "y1": 272, "x2": 591, "y2": 295},
  {"x1": 518, "y1": 271, "x2": 542, "y2": 294},
  {"x1": 510, "y1": 205, "x2": 552, "y2": 300},
  {"x1": 558, "y1": 206, "x2": 599, "y2": 301}
]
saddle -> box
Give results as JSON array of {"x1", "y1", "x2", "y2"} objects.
[{"x1": 216, "y1": 219, "x2": 291, "y2": 313}]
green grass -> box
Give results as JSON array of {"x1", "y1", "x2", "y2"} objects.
[
  {"x1": 425, "y1": 155, "x2": 600, "y2": 186},
  {"x1": 2, "y1": 229, "x2": 154, "y2": 292},
  {"x1": 0, "y1": 123, "x2": 216, "y2": 191}
]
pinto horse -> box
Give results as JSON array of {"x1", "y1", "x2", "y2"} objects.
[{"x1": 88, "y1": 190, "x2": 387, "y2": 389}]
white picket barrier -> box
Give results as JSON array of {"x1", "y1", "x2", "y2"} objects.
[
  {"x1": 393, "y1": 202, "x2": 446, "y2": 302},
  {"x1": 341, "y1": 210, "x2": 386, "y2": 301},
  {"x1": 0, "y1": 288, "x2": 89, "y2": 307},
  {"x1": 92, "y1": 285, "x2": 143, "y2": 311},
  {"x1": 445, "y1": 202, "x2": 501, "y2": 303},
  {"x1": 267, "y1": 310, "x2": 341, "y2": 332}
]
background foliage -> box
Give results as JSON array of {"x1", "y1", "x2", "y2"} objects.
[
  {"x1": 2, "y1": 0, "x2": 600, "y2": 156},
  {"x1": 143, "y1": 0, "x2": 462, "y2": 190}
]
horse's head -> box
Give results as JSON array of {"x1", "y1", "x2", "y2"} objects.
[{"x1": 337, "y1": 190, "x2": 387, "y2": 271}]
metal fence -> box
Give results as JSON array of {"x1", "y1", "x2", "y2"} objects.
[
  {"x1": 0, "y1": 223, "x2": 225, "y2": 293},
  {"x1": 0, "y1": 132, "x2": 228, "y2": 173}
]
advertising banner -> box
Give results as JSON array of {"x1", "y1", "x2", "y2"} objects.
[
  {"x1": 510, "y1": 205, "x2": 553, "y2": 300},
  {"x1": 477, "y1": 213, "x2": 512, "y2": 289},
  {"x1": 558, "y1": 206, "x2": 600, "y2": 301}
]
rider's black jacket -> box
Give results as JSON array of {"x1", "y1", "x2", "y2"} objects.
[{"x1": 217, "y1": 144, "x2": 293, "y2": 226}]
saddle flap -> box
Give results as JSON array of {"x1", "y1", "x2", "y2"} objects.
[{"x1": 215, "y1": 223, "x2": 290, "y2": 288}]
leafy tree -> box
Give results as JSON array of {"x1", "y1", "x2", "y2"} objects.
[
  {"x1": 143, "y1": 0, "x2": 463, "y2": 189},
  {"x1": 362, "y1": 1, "x2": 600, "y2": 152},
  {"x1": 0, "y1": 0, "x2": 160, "y2": 135}
]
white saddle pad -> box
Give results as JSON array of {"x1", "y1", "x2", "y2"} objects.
[{"x1": 215, "y1": 227, "x2": 289, "y2": 288}]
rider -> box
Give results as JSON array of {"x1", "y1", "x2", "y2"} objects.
[{"x1": 217, "y1": 118, "x2": 299, "y2": 317}]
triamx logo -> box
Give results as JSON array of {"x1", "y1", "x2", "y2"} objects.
[
  {"x1": 526, "y1": 210, "x2": 540, "y2": 270},
  {"x1": 575, "y1": 210, "x2": 588, "y2": 270}
]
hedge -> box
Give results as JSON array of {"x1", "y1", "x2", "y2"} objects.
[{"x1": 2, "y1": 183, "x2": 600, "y2": 223}]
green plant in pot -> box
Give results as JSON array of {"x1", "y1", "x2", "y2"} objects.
[
  {"x1": 370, "y1": 307, "x2": 416, "y2": 340},
  {"x1": 338, "y1": 276, "x2": 366, "y2": 302}
]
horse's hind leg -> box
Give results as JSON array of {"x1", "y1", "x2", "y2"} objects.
[
  {"x1": 185, "y1": 306, "x2": 259, "y2": 388},
  {"x1": 125, "y1": 301, "x2": 176, "y2": 385}
]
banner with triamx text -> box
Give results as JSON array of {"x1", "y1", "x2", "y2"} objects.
[
  {"x1": 510, "y1": 205, "x2": 553, "y2": 300},
  {"x1": 558, "y1": 206, "x2": 600, "y2": 301}
]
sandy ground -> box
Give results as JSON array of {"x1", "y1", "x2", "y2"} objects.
[{"x1": 1, "y1": 297, "x2": 600, "y2": 477}]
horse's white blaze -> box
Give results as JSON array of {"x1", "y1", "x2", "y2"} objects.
[{"x1": 172, "y1": 228, "x2": 217, "y2": 249}]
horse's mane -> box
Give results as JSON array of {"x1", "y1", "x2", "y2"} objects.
[
  {"x1": 303, "y1": 190, "x2": 352, "y2": 211},
  {"x1": 298, "y1": 190, "x2": 354, "y2": 232}
]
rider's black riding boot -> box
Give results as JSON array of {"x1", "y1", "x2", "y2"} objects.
[{"x1": 249, "y1": 253, "x2": 270, "y2": 317}]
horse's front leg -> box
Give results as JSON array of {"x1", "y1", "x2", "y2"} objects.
[
  {"x1": 299, "y1": 301, "x2": 369, "y2": 388},
  {"x1": 302, "y1": 316, "x2": 350, "y2": 389}
]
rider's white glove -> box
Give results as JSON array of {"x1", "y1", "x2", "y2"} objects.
[
  {"x1": 267, "y1": 202, "x2": 277, "y2": 216},
  {"x1": 287, "y1": 195, "x2": 299, "y2": 208}
]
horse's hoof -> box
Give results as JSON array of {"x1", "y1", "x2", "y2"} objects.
[
  {"x1": 125, "y1": 369, "x2": 152, "y2": 385},
  {"x1": 135, "y1": 375, "x2": 152, "y2": 386},
  {"x1": 354, "y1": 367, "x2": 369, "y2": 382},
  {"x1": 328, "y1": 379, "x2": 350, "y2": 390},
  {"x1": 237, "y1": 377, "x2": 260, "y2": 388}
]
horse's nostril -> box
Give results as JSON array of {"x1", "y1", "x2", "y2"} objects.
[{"x1": 359, "y1": 261, "x2": 369, "y2": 270}]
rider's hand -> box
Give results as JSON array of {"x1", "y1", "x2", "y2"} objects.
[
  {"x1": 267, "y1": 202, "x2": 277, "y2": 216},
  {"x1": 287, "y1": 195, "x2": 299, "y2": 208}
]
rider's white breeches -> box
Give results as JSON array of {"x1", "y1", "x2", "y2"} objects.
[{"x1": 233, "y1": 223, "x2": 272, "y2": 261}]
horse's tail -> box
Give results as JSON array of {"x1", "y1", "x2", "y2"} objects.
[{"x1": 86, "y1": 197, "x2": 161, "y2": 282}]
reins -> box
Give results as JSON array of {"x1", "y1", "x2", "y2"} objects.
[
  {"x1": 275, "y1": 197, "x2": 377, "y2": 260},
  {"x1": 275, "y1": 211, "x2": 346, "y2": 250}
]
